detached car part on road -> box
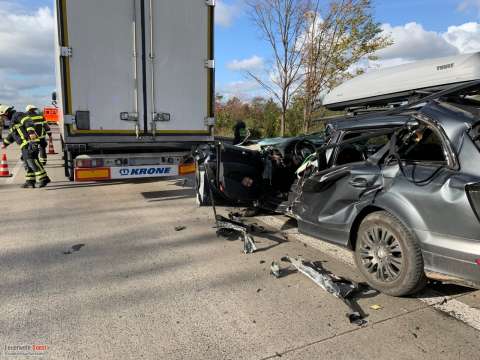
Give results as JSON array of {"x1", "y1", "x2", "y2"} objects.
[{"x1": 196, "y1": 55, "x2": 480, "y2": 296}]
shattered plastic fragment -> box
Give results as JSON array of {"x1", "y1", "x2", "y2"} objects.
[
  {"x1": 63, "y1": 244, "x2": 85, "y2": 255},
  {"x1": 370, "y1": 304, "x2": 383, "y2": 310},
  {"x1": 270, "y1": 261, "x2": 281, "y2": 278}
]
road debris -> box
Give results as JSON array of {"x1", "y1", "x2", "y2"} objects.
[
  {"x1": 270, "y1": 261, "x2": 282, "y2": 278},
  {"x1": 205, "y1": 165, "x2": 258, "y2": 254},
  {"x1": 63, "y1": 243, "x2": 85, "y2": 255},
  {"x1": 280, "y1": 256, "x2": 373, "y2": 326},
  {"x1": 215, "y1": 214, "x2": 257, "y2": 254},
  {"x1": 175, "y1": 226, "x2": 187, "y2": 232},
  {"x1": 370, "y1": 304, "x2": 383, "y2": 310}
]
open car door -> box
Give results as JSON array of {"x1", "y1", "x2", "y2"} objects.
[
  {"x1": 218, "y1": 145, "x2": 265, "y2": 202},
  {"x1": 195, "y1": 143, "x2": 264, "y2": 205}
]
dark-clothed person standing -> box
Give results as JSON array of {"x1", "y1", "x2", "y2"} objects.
[{"x1": 233, "y1": 119, "x2": 247, "y2": 145}]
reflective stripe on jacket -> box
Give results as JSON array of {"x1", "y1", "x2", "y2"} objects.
[{"x1": 29, "y1": 115, "x2": 51, "y2": 139}]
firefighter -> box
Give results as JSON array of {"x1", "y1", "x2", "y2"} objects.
[
  {"x1": 0, "y1": 105, "x2": 51, "y2": 188},
  {"x1": 233, "y1": 118, "x2": 247, "y2": 145},
  {"x1": 25, "y1": 105, "x2": 52, "y2": 165}
]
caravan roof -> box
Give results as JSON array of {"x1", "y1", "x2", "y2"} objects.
[{"x1": 323, "y1": 52, "x2": 480, "y2": 110}]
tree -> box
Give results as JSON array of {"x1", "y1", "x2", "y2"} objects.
[
  {"x1": 301, "y1": 0, "x2": 392, "y2": 133},
  {"x1": 246, "y1": 0, "x2": 310, "y2": 137},
  {"x1": 286, "y1": 96, "x2": 304, "y2": 136}
]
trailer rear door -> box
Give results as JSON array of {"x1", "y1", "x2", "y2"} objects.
[
  {"x1": 145, "y1": 1, "x2": 213, "y2": 135},
  {"x1": 57, "y1": 0, "x2": 214, "y2": 137}
]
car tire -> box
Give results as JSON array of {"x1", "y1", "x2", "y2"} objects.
[{"x1": 354, "y1": 211, "x2": 427, "y2": 296}]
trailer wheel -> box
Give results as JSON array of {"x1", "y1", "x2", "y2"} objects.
[{"x1": 64, "y1": 150, "x2": 75, "y2": 181}]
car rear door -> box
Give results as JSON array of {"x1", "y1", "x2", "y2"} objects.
[{"x1": 293, "y1": 130, "x2": 390, "y2": 246}]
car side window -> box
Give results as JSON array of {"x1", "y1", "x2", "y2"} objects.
[
  {"x1": 335, "y1": 132, "x2": 391, "y2": 166},
  {"x1": 397, "y1": 127, "x2": 447, "y2": 163}
]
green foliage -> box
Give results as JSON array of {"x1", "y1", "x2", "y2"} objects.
[
  {"x1": 215, "y1": 95, "x2": 282, "y2": 138},
  {"x1": 285, "y1": 96, "x2": 306, "y2": 136},
  {"x1": 214, "y1": 93, "x2": 345, "y2": 138}
]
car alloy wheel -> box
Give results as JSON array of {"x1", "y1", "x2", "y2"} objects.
[
  {"x1": 354, "y1": 211, "x2": 426, "y2": 296},
  {"x1": 358, "y1": 226, "x2": 403, "y2": 282}
]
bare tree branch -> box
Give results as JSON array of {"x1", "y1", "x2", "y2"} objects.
[{"x1": 246, "y1": 0, "x2": 309, "y2": 136}]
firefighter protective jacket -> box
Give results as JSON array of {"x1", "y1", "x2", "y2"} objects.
[
  {"x1": 29, "y1": 114, "x2": 52, "y2": 139},
  {"x1": 3, "y1": 112, "x2": 39, "y2": 149}
]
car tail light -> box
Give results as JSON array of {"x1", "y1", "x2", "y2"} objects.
[
  {"x1": 476, "y1": 259, "x2": 480, "y2": 266},
  {"x1": 466, "y1": 183, "x2": 480, "y2": 222}
]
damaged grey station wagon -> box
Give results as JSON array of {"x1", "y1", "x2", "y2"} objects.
[{"x1": 196, "y1": 54, "x2": 480, "y2": 296}]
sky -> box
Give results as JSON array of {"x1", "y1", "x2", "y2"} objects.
[{"x1": 0, "y1": 0, "x2": 480, "y2": 109}]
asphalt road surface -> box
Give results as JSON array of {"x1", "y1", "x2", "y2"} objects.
[{"x1": 0, "y1": 131, "x2": 479, "y2": 359}]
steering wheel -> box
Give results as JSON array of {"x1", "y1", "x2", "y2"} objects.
[{"x1": 294, "y1": 139, "x2": 317, "y2": 162}]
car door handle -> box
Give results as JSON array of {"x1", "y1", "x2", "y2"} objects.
[{"x1": 349, "y1": 177, "x2": 369, "y2": 188}]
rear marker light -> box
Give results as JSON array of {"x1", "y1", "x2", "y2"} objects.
[
  {"x1": 76, "y1": 159, "x2": 104, "y2": 168},
  {"x1": 476, "y1": 259, "x2": 480, "y2": 267},
  {"x1": 75, "y1": 168, "x2": 111, "y2": 182},
  {"x1": 179, "y1": 162, "x2": 196, "y2": 176}
]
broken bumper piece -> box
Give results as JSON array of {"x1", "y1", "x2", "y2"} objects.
[{"x1": 281, "y1": 256, "x2": 373, "y2": 326}]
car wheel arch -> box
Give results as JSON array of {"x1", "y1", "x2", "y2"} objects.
[
  {"x1": 348, "y1": 205, "x2": 384, "y2": 250},
  {"x1": 348, "y1": 201, "x2": 423, "y2": 251}
]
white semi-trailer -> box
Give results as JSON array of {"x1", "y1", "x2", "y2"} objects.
[{"x1": 54, "y1": 0, "x2": 215, "y2": 181}]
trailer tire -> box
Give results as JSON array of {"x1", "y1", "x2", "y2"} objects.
[{"x1": 64, "y1": 150, "x2": 75, "y2": 181}]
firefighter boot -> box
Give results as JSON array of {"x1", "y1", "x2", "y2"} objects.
[
  {"x1": 38, "y1": 177, "x2": 51, "y2": 188},
  {"x1": 21, "y1": 181, "x2": 36, "y2": 189}
]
